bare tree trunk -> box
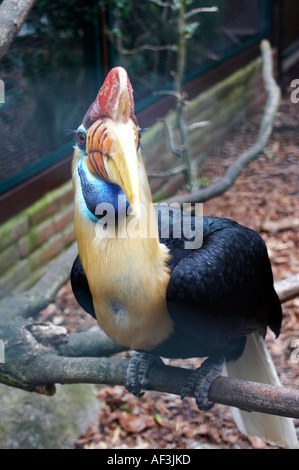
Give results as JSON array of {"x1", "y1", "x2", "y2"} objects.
[{"x1": 0, "y1": 0, "x2": 38, "y2": 63}]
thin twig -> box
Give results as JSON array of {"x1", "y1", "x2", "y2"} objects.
[
  {"x1": 188, "y1": 121, "x2": 210, "y2": 131},
  {"x1": 185, "y1": 7, "x2": 219, "y2": 19},
  {"x1": 163, "y1": 40, "x2": 281, "y2": 206},
  {"x1": 161, "y1": 118, "x2": 183, "y2": 158},
  {"x1": 117, "y1": 44, "x2": 176, "y2": 56},
  {"x1": 148, "y1": 164, "x2": 187, "y2": 178},
  {"x1": 154, "y1": 89, "x2": 188, "y2": 103},
  {"x1": 274, "y1": 273, "x2": 299, "y2": 304}
]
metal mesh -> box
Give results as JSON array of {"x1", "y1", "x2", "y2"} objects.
[
  {"x1": 0, "y1": 4, "x2": 100, "y2": 193},
  {"x1": 110, "y1": 0, "x2": 270, "y2": 108},
  {"x1": 0, "y1": 0, "x2": 270, "y2": 195}
]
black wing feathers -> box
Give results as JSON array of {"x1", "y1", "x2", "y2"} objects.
[
  {"x1": 70, "y1": 255, "x2": 96, "y2": 319},
  {"x1": 70, "y1": 206, "x2": 282, "y2": 361},
  {"x1": 159, "y1": 210, "x2": 282, "y2": 359}
]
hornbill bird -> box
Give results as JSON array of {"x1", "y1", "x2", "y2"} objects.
[{"x1": 71, "y1": 67, "x2": 298, "y2": 448}]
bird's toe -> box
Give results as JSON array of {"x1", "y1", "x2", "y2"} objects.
[
  {"x1": 126, "y1": 352, "x2": 162, "y2": 397},
  {"x1": 181, "y1": 355, "x2": 224, "y2": 411}
]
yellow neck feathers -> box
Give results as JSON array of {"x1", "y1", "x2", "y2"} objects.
[{"x1": 72, "y1": 151, "x2": 173, "y2": 350}]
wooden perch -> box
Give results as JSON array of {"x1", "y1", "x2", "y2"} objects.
[
  {"x1": 0, "y1": 227, "x2": 298, "y2": 421},
  {"x1": 1, "y1": 322, "x2": 298, "y2": 419},
  {"x1": 0, "y1": 3, "x2": 296, "y2": 433},
  {"x1": 163, "y1": 39, "x2": 281, "y2": 206},
  {"x1": 0, "y1": 265, "x2": 298, "y2": 419},
  {"x1": 0, "y1": 221, "x2": 298, "y2": 420}
]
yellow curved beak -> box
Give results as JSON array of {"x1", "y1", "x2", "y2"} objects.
[{"x1": 86, "y1": 118, "x2": 141, "y2": 218}]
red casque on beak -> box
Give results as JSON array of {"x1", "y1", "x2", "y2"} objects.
[
  {"x1": 82, "y1": 67, "x2": 135, "y2": 129},
  {"x1": 83, "y1": 67, "x2": 141, "y2": 216}
]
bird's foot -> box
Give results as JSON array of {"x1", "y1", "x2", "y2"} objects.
[
  {"x1": 181, "y1": 355, "x2": 224, "y2": 410},
  {"x1": 126, "y1": 352, "x2": 163, "y2": 397}
]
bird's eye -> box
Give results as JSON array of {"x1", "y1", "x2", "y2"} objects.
[
  {"x1": 136, "y1": 126, "x2": 143, "y2": 150},
  {"x1": 76, "y1": 131, "x2": 86, "y2": 149}
]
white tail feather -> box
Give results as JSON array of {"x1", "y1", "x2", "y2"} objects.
[{"x1": 223, "y1": 332, "x2": 298, "y2": 449}]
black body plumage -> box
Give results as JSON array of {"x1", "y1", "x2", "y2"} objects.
[{"x1": 71, "y1": 208, "x2": 282, "y2": 362}]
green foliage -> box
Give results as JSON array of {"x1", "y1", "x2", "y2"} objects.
[{"x1": 185, "y1": 21, "x2": 200, "y2": 38}]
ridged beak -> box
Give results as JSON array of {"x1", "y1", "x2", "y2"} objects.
[{"x1": 85, "y1": 118, "x2": 141, "y2": 218}]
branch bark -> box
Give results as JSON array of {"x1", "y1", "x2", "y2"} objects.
[
  {"x1": 148, "y1": 164, "x2": 187, "y2": 178},
  {"x1": 1, "y1": 328, "x2": 299, "y2": 419},
  {"x1": 114, "y1": 44, "x2": 176, "y2": 56},
  {"x1": 185, "y1": 6, "x2": 219, "y2": 19},
  {"x1": 163, "y1": 39, "x2": 281, "y2": 206},
  {"x1": 0, "y1": 0, "x2": 295, "y2": 428},
  {"x1": 274, "y1": 273, "x2": 299, "y2": 304},
  {"x1": 0, "y1": 0, "x2": 38, "y2": 63},
  {"x1": 0, "y1": 243, "x2": 77, "y2": 321},
  {"x1": 0, "y1": 254, "x2": 298, "y2": 419}
]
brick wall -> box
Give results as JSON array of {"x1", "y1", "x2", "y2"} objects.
[
  {"x1": 0, "y1": 181, "x2": 74, "y2": 297},
  {"x1": 0, "y1": 55, "x2": 266, "y2": 297}
]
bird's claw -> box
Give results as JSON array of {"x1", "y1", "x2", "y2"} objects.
[
  {"x1": 126, "y1": 352, "x2": 163, "y2": 397},
  {"x1": 181, "y1": 356, "x2": 224, "y2": 411}
]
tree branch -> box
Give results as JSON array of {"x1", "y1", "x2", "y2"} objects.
[
  {"x1": 274, "y1": 273, "x2": 299, "y2": 304},
  {"x1": 55, "y1": 272, "x2": 299, "y2": 360},
  {"x1": 154, "y1": 89, "x2": 188, "y2": 102},
  {"x1": 148, "y1": 164, "x2": 187, "y2": 178},
  {"x1": 58, "y1": 328, "x2": 126, "y2": 358},
  {"x1": 188, "y1": 120, "x2": 209, "y2": 131},
  {"x1": 0, "y1": 246, "x2": 298, "y2": 419},
  {"x1": 0, "y1": 2, "x2": 296, "y2": 429},
  {"x1": 185, "y1": 7, "x2": 219, "y2": 19},
  {"x1": 115, "y1": 44, "x2": 176, "y2": 56},
  {"x1": 161, "y1": 117, "x2": 183, "y2": 158},
  {"x1": 0, "y1": 243, "x2": 77, "y2": 320},
  {"x1": 163, "y1": 39, "x2": 281, "y2": 206},
  {"x1": 0, "y1": 0, "x2": 38, "y2": 63},
  {"x1": 3, "y1": 343, "x2": 299, "y2": 419}
]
